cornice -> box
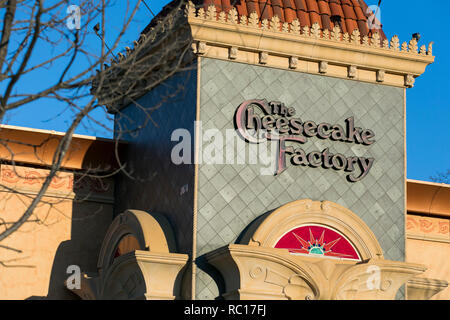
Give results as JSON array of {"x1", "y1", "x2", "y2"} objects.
[
  {"x1": 186, "y1": 2, "x2": 434, "y2": 88},
  {"x1": 407, "y1": 180, "x2": 450, "y2": 217},
  {"x1": 0, "y1": 125, "x2": 118, "y2": 171},
  {"x1": 407, "y1": 277, "x2": 449, "y2": 300},
  {"x1": 406, "y1": 233, "x2": 450, "y2": 244},
  {"x1": 96, "y1": 2, "x2": 436, "y2": 111}
]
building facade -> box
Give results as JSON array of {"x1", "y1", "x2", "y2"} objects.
[{"x1": 0, "y1": 0, "x2": 448, "y2": 300}]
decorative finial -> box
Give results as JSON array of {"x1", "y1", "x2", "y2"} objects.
[
  {"x1": 228, "y1": 7, "x2": 238, "y2": 24},
  {"x1": 186, "y1": 1, "x2": 196, "y2": 17},
  {"x1": 390, "y1": 35, "x2": 400, "y2": 51},
  {"x1": 270, "y1": 15, "x2": 281, "y2": 31},
  {"x1": 409, "y1": 38, "x2": 418, "y2": 53},
  {"x1": 311, "y1": 23, "x2": 321, "y2": 38},
  {"x1": 206, "y1": 5, "x2": 216, "y2": 20},
  {"x1": 351, "y1": 29, "x2": 361, "y2": 45},
  {"x1": 427, "y1": 42, "x2": 434, "y2": 56},
  {"x1": 372, "y1": 32, "x2": 381, "y2": 48},
  {"x1": 331, "y1": 25, "x2": 341, "y2": 41},
  {"x1": 291, "y1": 19, "x2": 300, "y2": 35},
  {"x1": 249, "y1": 11, "x2": 259, "y2": 27}
]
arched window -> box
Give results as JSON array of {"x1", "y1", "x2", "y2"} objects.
[{"x1": 275, "y1": 224, "x2": 361, "y2": 261}]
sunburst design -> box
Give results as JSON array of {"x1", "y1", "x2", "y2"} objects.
[{"x1": 288, "y1": 228, "x2": 354, "y2": 259}]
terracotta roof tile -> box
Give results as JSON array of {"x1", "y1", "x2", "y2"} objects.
[
  {"x1": 271, "y1": 0, "x2": 283, "y2": 7},
  {"x1": 202, "y1": 0, "x2": 213, "y2": 8},
  {"x1": 305, "y1": 0, "x2": 320, "y2": 13},
  {"x1": 317, "y1": 0, "x2": 331, "y2": 16},
  {"x1": 297, "y1": 9, "x2": 311, "y2": 27},
  {"x1": 282, "y1": 0, "x2": 296, "y2": 10},
  {"x1": 321, "y1": 14, "x2": 331, "y2": 30},
  {"x1": 309, "y1": 11, "x2": 322, "y2": 28},
  {"x1": 353, "y1": 5, "x2": 366, "y2": 21},
  {"x1": 342, "y1": 3, "x2": 357, "y2": 20},
  {"x1": 358, "y1": 0, "x2": 369, "y2": 13},
  {"x1": 357, "y1": 19, "x2": 368, "y2": 35},
  {"x1": 344, "y1": 17, "x2": 358, "y2": 34},
  {"x1": 236, "y1": 3, "x2": 248, "y2": 16},
  {"x1": 329, "y1": 2, "x2": 344, "y2": 18},
  {"x1": 145, "y1": 0, "x2": 388, "y2": 43},
  {"x1": 294, "y1": 0, "x2": 307, "y2": 11},
  {"x1": 259, "y1": 0, "x2": 274, "y2": 20},
  {"x1": 284, "y1": 7, "x2": 297, "y2": 22},
  {"x1": 245, "y1": 0, "x2": 259, "y2": 15},
  {"x1": 272, "y1": 0, "x2": 285, "y2": 20},
  {"x1": 221, "y1": 0, "x2": 233, "y2": 12}
]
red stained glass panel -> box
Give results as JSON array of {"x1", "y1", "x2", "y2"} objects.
[{"x1": 274, "y1": 225, "x2": 360, "y2": 260}]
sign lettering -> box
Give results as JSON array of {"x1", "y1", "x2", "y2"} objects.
[{"x1": 234, "y1": 99, "x2": 375, "y2": 182}]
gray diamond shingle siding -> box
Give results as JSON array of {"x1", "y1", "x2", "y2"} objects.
[{"x1": 196, "y1": 58, "x2": 405, "y2": 299}]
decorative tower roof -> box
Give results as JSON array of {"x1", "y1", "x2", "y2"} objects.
[
  {"x1": 184, "y1": 0, "x2": 433, "y2": 83},
  {"x1": 95, "y1": 0, "x2": 435, "y2": 112},
  {"x1": 186, "y1": 0, "x2": 387, "y2": 40}
]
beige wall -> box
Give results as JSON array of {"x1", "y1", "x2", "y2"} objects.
[
  {"x1": 0, "y1": 164, "x2": 114, "y2": 299},
  {"x1": 406, "y1": 214, "x2": 450, "y2": 300},
  {"x1": 0, "y1": 132, "x2": 448, "y2": 300}
]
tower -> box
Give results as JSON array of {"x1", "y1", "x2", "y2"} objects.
[{"x1": 79, "y1": 0, "x2": 445, "y2": 300}]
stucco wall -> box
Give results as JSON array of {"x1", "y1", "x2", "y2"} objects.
[
  {"x1": 196, "y1": 57, "x2": 406, "y2": 299},
  {"x1": 0, "y1": 164, "x2": 114, "y2": 299},
  {"x1": 406, "y1": 213, "x2": 450, "y2": 299}
]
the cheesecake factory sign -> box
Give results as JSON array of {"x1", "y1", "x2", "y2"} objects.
[{"x1": 234, "y1": 99, "x2": 375, "y2": 182}]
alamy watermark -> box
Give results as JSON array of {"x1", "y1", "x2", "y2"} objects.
[
  {"x1": 171, "y1": 122, "x2": 277, "y2": 176},
  {"x1": 367, "y1": 4, "x2": 382, "y2": 30},
  {"x1": 366, "y1": 265, "x2": 381, "y2": 290},
  {"x1": 66, "y1": 264, "x2": 81, "y2": 290},
  {"x1": 66, "y1": 5, "x2": 81, "y2": 30}
]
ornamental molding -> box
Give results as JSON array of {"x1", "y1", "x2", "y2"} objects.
[
  {"x1": 95, "y1": 2, "x2": 435, "y2": 111},
  {"x1": 407, "y1": 277, "x2": 449, "y2": 300},
  {"x1": 239, "y1": 199, "x2": 384, "y2": 261},
  {"x1": 67, "y1": 210, "x2": 188, "y2": 300},
  {"x1": 0, "y1": 164, "x2": 114, "y2": 203},
  {"x1": 406, "y1": 215, "x2": 450, "y2": 243},
  {"x1": 205, "y1": 244, "x2": 440, "y2": 300},
  {"x1": 186, "y1": 2, "x2": 434, "y2": 88},
  {"x1": 204, "y1": 200, "x2": 447, "y2": 300}
]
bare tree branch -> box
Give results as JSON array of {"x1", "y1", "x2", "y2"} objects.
[{"x1": 0, "y1": 0, "x2": 197, "y2": 248}]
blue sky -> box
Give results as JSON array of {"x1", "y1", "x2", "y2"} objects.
[
  {"x1": 3, "y1": 0, "x2": 449, "y2": 182},
  {"x1": 380, "y1": 0, "x2": 450, "y2": 182}
]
